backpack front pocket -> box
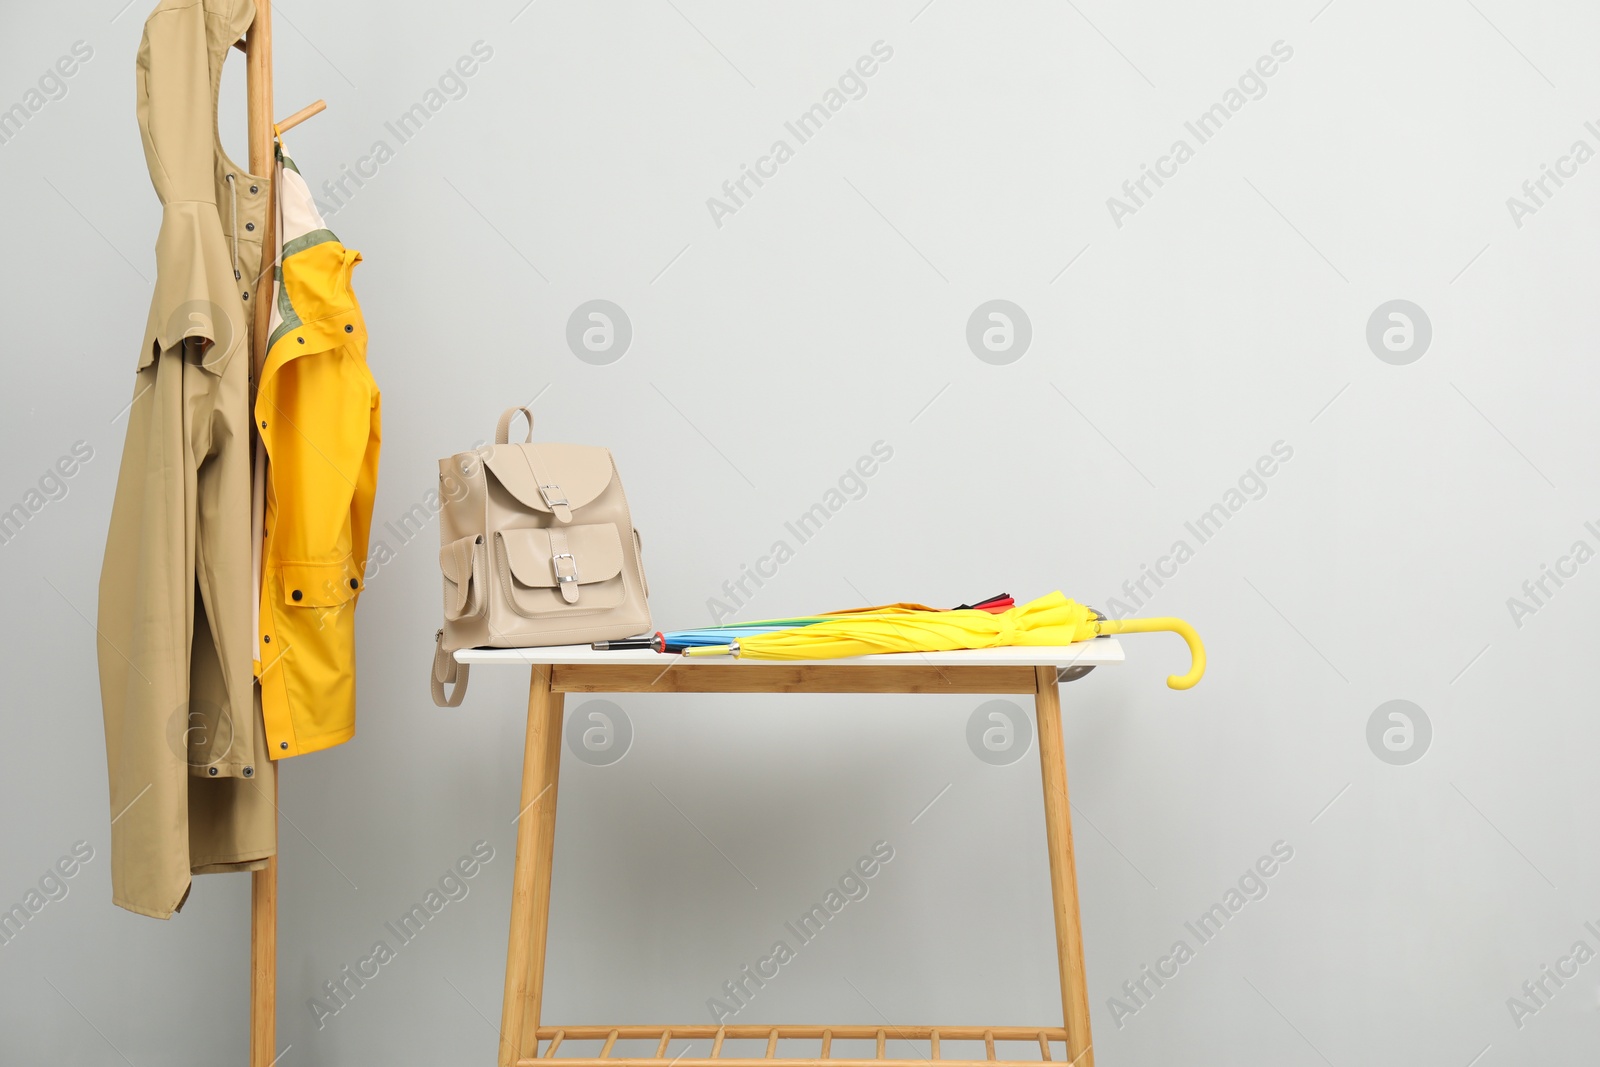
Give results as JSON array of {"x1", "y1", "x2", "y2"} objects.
[{"x1": 494, "y1": 524, "x2": 627, "y2": 618}]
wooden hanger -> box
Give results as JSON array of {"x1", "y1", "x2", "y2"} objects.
[{"x1": 274, "y1": 98, "x2": 325, "y2": 135}]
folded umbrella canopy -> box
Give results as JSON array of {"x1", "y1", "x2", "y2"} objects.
[
  {"x1": 661, "y1": 595, "x2": 1006, "y2": 648},
  {"x1": 683, "y1": 591, "x2": 1206, "y2": 690}
]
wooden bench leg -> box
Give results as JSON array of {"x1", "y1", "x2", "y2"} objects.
[
  {"x1": 500, "y1": 666, "x2": 565, "y2": 1067},
  {"x1": 1034, "y1": 666, "x2": 1093, "y2": 1066}
]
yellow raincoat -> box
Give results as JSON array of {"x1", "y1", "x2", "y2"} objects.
[{"x1": 255, "y1": 139, "x2": 380, "y2": 757}]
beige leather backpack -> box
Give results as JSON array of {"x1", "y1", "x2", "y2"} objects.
[{"x1": 430, "y1": 406, "x2": 651, "y2": 705}]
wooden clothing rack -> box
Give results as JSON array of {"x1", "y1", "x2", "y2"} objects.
[{"x1": 242, "y1": 1, "x2": 323, "y2": 1062}]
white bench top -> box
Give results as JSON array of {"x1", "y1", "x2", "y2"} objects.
[{"x1": 455, "y1": 640, "x2": 1125, "y2": 668}]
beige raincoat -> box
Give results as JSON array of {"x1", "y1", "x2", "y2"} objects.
[{"x1": 97, "y1": 0, "x2": 277, "y2": 919}]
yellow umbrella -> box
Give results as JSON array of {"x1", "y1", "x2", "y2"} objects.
[{"x1": 684, "y1": 591, "x2": 1206, "y2": 690}]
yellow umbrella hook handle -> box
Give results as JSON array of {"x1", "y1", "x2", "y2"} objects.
[{"x1": 1095, "y1": 617, "x2": 1206, "y2": 690}]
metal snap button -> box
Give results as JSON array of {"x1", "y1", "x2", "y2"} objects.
[
  {"x1": 249, "y1": 185, "x2": 259, "y2": 194},
  {"x1": 349, "y1": 579, "x2": 359, "y2": 589},
  {"x1": 280, "y1": 741, "x2": 289, "y2": 750},
  {"x1": 291, "y1": 589, "x2": 303, "y2": 601},
  {"x1": 208, "y1": 767, "x2": 219, "y2": 776},
  {"x1": 263, "y1": 635, "x2": 271, "y2": 643},
  {"x1": 245, "y1": 222, "x2": 255, "y2": 231}
]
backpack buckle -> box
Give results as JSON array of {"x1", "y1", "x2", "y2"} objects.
[
  {"x1": 551, "y1": 553, "x2": 579, "y2": 584},
  {"x1": 539, "y1": 484, "x2": 568, "y2": 509}
]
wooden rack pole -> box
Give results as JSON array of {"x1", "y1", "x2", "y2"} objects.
[
  {"x1": 246, "y1": 2, "x2": 276, "y2": 1066},
  {"x1": 246, "y1": 0, "x2": 275, "y2": 381}
]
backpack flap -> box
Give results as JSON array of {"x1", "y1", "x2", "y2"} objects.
[{"x1": 481, "y1": 443, "x2": 614, "y2": 524}]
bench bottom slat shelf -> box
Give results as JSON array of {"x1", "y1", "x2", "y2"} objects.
[
  {"x1": 519, "y1": 1058, "x2": 1058, "y2": 1067},
  {"x1": 516, "y1": 1024, "x2": 1071, "y2": 1067},
  {"x1": 532, "y1": 1026, "x2": 1067, "y2": 1041}
]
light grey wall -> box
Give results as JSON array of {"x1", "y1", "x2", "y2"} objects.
[{"x1": 3, "y1": 1, "x2": 1598, "y2": 1064}]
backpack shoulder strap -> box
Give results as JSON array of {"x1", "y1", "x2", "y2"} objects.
[{"x1": 431, "y1": 629, "x2": 469, "y2": 707}]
